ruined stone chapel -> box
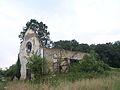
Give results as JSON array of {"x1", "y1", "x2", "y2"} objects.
[{"x1": 19, "y1": 28, "x2": 85, "y2": 79}]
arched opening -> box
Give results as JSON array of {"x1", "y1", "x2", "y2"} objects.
[{"x1": 26, "y1": 42, "x2": 32, "y2": 53}]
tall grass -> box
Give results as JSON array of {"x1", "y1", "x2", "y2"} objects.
[
  {"x1": 3, "y1": 69, "x2": 120, "y2": 90},
  {"x1": 5, "y1": 70, "x2": 120, "y2": 90}
]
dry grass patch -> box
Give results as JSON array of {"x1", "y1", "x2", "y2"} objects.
[{"x1": 6, "y1": 75, "x2": 120, "y2": 90}]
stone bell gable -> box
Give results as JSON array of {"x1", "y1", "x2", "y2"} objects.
[
  {"x1": 19, "y1": 29, "x2": 41, "y2": 79},
  {"x1": 19, "y1": 29, "x2": 85, "y2": 80}
]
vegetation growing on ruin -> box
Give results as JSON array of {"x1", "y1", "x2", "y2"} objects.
[
  {"x1": 27, "y1": 54, "x2": 48, "y2": 80},
  {"x1": 0, "y1": 19, "x2": 120, "y2": 89},
  {"x1": 53, "y1": 40, "x2": 120, "y2": 68},
  {"x1": 0, "y1": 69, "x2": 120, "y2": 90},
  {"x1": 19, "y1": 19, "x2": 120, "y2": 68}
]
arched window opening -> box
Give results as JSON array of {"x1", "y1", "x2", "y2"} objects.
[{"x1": 26, "y1": 42, "x2": 32, "y2": 53}]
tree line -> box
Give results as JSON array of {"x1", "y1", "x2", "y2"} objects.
[
  {"x1": 52, "y1": 40, "x2": 120, "y2": 68},
  {"x1": 18, "y1": 19, "x2": 120, "y2": 68},
  {"x1": 0, "y1": 19, "x2": 119, "y2": 81}
]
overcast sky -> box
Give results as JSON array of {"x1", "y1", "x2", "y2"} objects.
[{"x1": 0, "y1": 0, "x2": 120, "y2": 69}]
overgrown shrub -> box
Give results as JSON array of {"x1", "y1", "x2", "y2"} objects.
[
  {"x1": 5, "y1": 64, "x2": 16, "y2": 78},
  {"x1": 67, "y1": 51, "x2": 110, "y2": 81},
  {"x1": 28, "y1": 54, "x2": 48, "y2": 80},
  {"x1": 4, "y1": 55, "x2": 21, "y2": 80},
  {"x1": 79, "y1": 50, "x2": 110, "y2": 73}
]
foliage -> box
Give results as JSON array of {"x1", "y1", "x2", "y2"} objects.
[
  {"x1": 53, "y1": 40, "x2": 120, "y2": 68},
  {"x1": 70, "y1": 51, "x2": 110, "y2": 73},
  {"x1": 5, "y1": 64, "x2": 16, "y2": 78},
  {"x1": 3, "y1": 54, "x2": 21, "y2": 80},
  {"x1": 5, "y1": 69, "x2": 120, "y2": 90},
  {"x1": 94, "y1": 42, "x2": 120, "y2": 68},
  {"x1": 79, "y1": 51, "x2": 110, "y2": 73},
  {"x1": 26, "y1": 51, "x2": 110, "y2": 82},
  {"x1": 28, "y1": 54, "x2": 48, "y2": 79},
  {"x1": 53, "y1": 40, "x2": 90, "y2": 52},
  {"x1": 0, "y1": 82, "x2": 6, "y2": 90},
  {"x1": 19, "y1": 19, "x2": 52, "y2": 48},
  {"x1": 0, "y1": 69, "x2": 5, "y2": 78},
  {"x1": 15, "y1": 55, "x2": 21, "y2": 80},
  {"x1": 53, "y1": 39, "x2": 80, "y2": 51}
]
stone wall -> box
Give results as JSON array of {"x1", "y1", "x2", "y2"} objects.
[
  {"x1": 43, "y1": 48, "x2": 85, "y2": 72},
  {"x1": 19, "y1": 29, "x2": 86, "y2": 79}
]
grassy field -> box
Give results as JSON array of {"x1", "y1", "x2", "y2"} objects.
[{"x1": 1, "y1": 69, "x2": 120, "y2": 90}]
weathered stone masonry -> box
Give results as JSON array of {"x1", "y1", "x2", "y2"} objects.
[{"x1": 19, "y1": 29, "x2": 85, "y2": 79}]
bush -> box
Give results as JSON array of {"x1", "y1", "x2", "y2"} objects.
[
  {"x1": 28, "y1": 54, "x2": 48, "y2": 80},
  {"x1": 5, "y1": 64, "x2": 16, "y2": 78},
  {"x1": 66, "y1": 51, "x2": 110, "y2": 81},
  {"x1": 79, "y1": 50, "x2": 110, "y2": 73}
]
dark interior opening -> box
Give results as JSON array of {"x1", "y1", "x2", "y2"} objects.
[
  {"x1": 70, "y1": 59, "x2": 79, "y2": 64},
  {"x1": 26, "y1": 42, "x2": 32, "y2": 53}
]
